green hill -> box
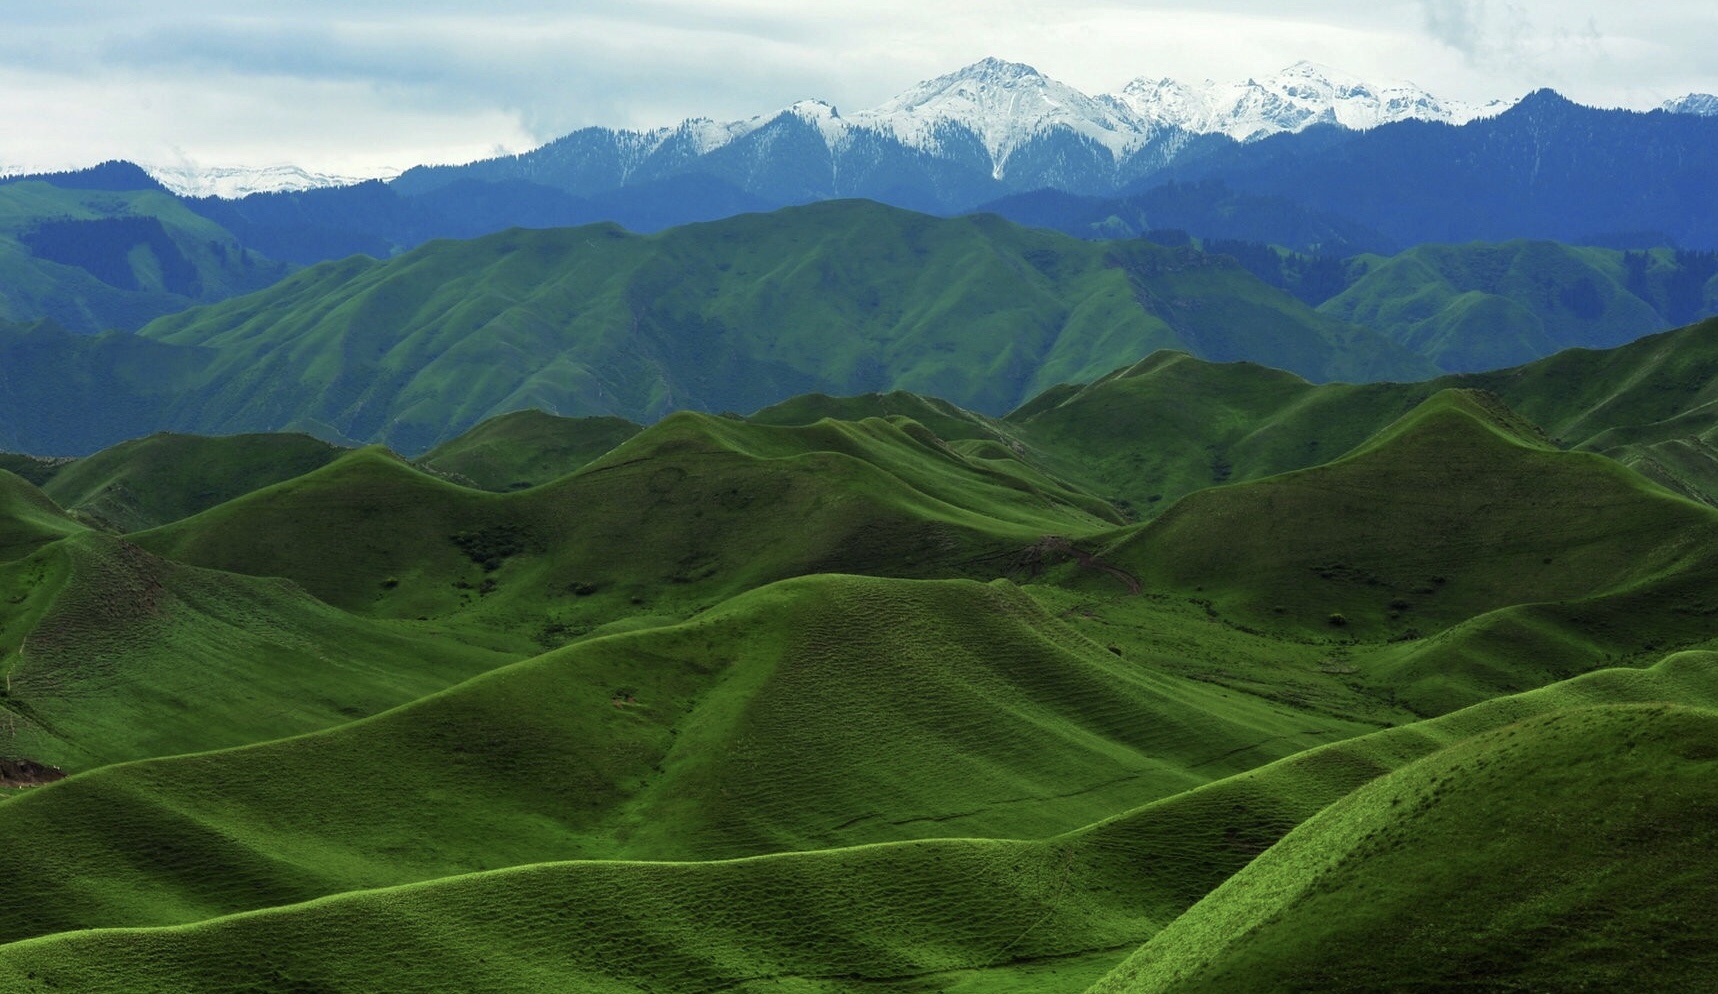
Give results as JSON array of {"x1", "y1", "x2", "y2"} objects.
[
  {"x1": 103, "y1": 201, "x2": 1424, "y2": 455},
  {"x1": 1088, "y1": 701, "x2": 1718, "y2": 994},
  {"x1": 1096, "y1": 390, "x2": 1718, "y2": 711},
  {"x1": 0, "y1": 533, "x2": 517, "y2": 772},
  {"x1": 1006, "y1": 351, "x2": 1430, "y2": 517},
  {"x1": 0, "y1": 181, "x2": 290, "y2": 334},
  {"x1": 5, "y1": 326, "x2": 1718, "y2": 990},
  {"x1": 130, "y1": 413, "x2": 1124, "y2": 639},
  {"x1": 0, "y1": 573, "x2": 1378, "y2": 944},
  {"x1": 416, "y1": 410, "x2": 640, "y2": 491},
  {"x1": 0, "y1": 470, "x2": 86, "y2": 563},
  {"x1": 35, "y1": 432, "x2": 345, "y2": 531},
  {"x1": 1320, "y1": 241, "x2": 1671, "y2": 371},
  {"x1": 5, "y1": 650, "x2": 1715, "y2": 993},
  {"x1": 1006, "y1": 316, "x2": 1718, "y2": 515}
]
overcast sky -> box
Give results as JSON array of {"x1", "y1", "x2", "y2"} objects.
[{"x1": 4, "y1": 0, "x2": 1715, "y2": 177}]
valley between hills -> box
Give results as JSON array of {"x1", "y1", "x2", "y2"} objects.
[
  {"x1": 3, "y1": 79, "x2": 1718, "y2": 985},
  {"x1": 5, "y1": 304, "x2": 1718, "y2": 989}
]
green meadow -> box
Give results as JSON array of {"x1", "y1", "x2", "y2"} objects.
[{"x1": 4, "y1": 320, "x2": 1718, "y2": 990}]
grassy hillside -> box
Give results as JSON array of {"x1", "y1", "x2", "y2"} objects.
[
  {"x1": 0, "y1": 573, "x2": 1379, "y2": 944},
  {"x1": 1091, "y1": 390, "x2": 1718, "y2": 710},
  {"x1": 5, "y1": 650, "x2": 1715, "y2": 992},
  {"x1": 130, "y1": 414, "x2": 1123, "y2": 639},
  {"x1": 1006, "y1": 351, "x2": 1428, "y2": 517},
  {"x1": 0, "y1": 471, "x2": 86, "y2": 563},
  {"x1": 416, "y1": 410, "x2": 641, "y2": 491},
  {"x1": 0, "y1": 180, "x2": 290, "y2": 333},
  {"x1": 118, "y1": 201, "x2": 1426, "y2": 454},
  {"x1": 1088, "y1": 702, "x2": 1718, "y2": 994},
  {"x1": 36, "y1": 432, "x2": 344, "y2": 531},
  {"x1": 4, "y1": 328, "x2": 1718, "y2": 989},
  {"x1": 1006, "y1": 316, "x2": 1718, "y2": 515},
  {"x1": 1320, "y1": 240, "x2": 1671, "y2": 371},
  {"x1": 0, "y1": 533, "x2": 519, "y2": 772}
]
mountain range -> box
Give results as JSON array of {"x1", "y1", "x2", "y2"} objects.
[{"x1": 126, "y1": 58, "x2": 1714, "y2": 200}]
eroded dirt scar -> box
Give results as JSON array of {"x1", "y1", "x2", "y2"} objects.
[{"x1": 0, "y1": 757, "x2": 65, "y2": 788}]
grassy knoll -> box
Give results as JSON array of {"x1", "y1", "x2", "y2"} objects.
[
  {"x1": 0, "y1": 533, "x2": 518, "y2": 772},
  {"x1": 749, "y1": 390, "x2": 1013, "y2": 444},
  {"x1": 1096, "y1": 389, "x2": 1718, "y2": 710},
  {"x1": 1004, "y1": 316, "x2": 1718, "y2": 515},
  {"x1": 3, "y1": 652, "x2": 1715, "y2": 992},
  {"x1": 1005, "y1": 351, "x2": 1430, "y2": 518},
  {"x1": 0, "y1": 573, "x2": 1379, "y2": 944},
  {"x1": 416, "y1": 409, "x2": 641, "y2": 491},
  {"x1": 0, "y1": 471, "x2": 85, "y2": 564},
  {"x1": 1088, "y1": 701, "x2": 1718, "y2": 994},
  {"x1": 129, "y1": 413, "x2": 1124, "y2": 642},
  {"x1": 120, "y1": 201, "x2": 1424, "y2": 454},
  {"x1": 0, "y1": 180, "x2": 289, "y2": 334},
  {"x1": 1320, "y1": 240, "x2": 1670, "y2": 371},
  {"x1": 35, "y1": 432, "x2": 344, "y2": 531},
  {"x1": 2, "y1": 336, "x2": 1718, "y2": 990}
]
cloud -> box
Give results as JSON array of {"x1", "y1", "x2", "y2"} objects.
[
  {"x1": 1419, "y1": 0, "x2": 1487, "y2": 55},
  {"x1": 3, "y1": 1, "x2": 1718, "y2": 175}
]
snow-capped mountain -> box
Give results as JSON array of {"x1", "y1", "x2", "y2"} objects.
[
  {"x1": 1112, "y1": 62, "x2": 1510, "y2": 142},
  {"x1": 143, "y1": 163, "x2": 397, "y2": 198},
  {"x1": 150, "y1": 59, "x2": 1515, "y2": 201},
  {"x1": 850, "y1": 57, "x2": 1160, "y2": 169},
  {"x1": 1662, "y1": 94, "x2": 1718, "y2": 116}
]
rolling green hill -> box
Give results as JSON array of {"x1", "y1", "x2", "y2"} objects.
[
  {"x1": 0, "y1": 200, "x2": 1429, "y2": 457},
  {"x1": 416, "y1": 409, "x2": 641, "y2": 491},
  {"x1": 0, "y1": 533, "x2": 518, "y2": 772},
  {"x1": 1005, "y1": 316, "x2": 1718, "y2": 516},
  {"x1": 5, "y1": 649, "x2": 1715, "y2": 993},
  {"x1": 1096, "y1": 390, "x2": 1718, "y2": 709},
  {"x1": 1088, "y1": 701, "x2": 1718, "y2": 994},
  {"x1": 4, "y1": 321, "x2": 1718, "y2": 990},
  {"x1": 130, "y1": 413, "x2": 1124, "y2": 638},
  {"x1": 0, "y1": 572, "x2": 1381, "y2": 945},
  {"x1": 1319, "y1": 240, "x2": 1673, "y2": 371},
  {"x1": 0, "y1": 180, "x2": 290, "y2": 334},
  {"x1": 34, "y1": 432, "x2": 345, "y2": 532},
  {"x1": 0, "y1": 470, "x2": 86, "y2": 563}
]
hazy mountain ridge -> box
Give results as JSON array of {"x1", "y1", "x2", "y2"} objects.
[{"x1": 0, "y1": 201, "x2": 1430, "y2": 456}]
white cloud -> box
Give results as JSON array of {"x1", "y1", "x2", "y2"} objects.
[{"x1": 2, "y1": 1, "x2": 1715, "y2": 176}]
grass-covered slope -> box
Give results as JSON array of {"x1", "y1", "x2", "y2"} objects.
[
  {"x1": 0, "y1": 573, "x2": 1377, "y2": 944},
  {"x1": 35, "y1": 432, "x2": 344, "y2": 531},
  {"x1": 1007, "y1": 316, "x2": 1718, "y2": 514},
  {"x1": 0, "y1": 179, "x2": 290, "y2": 334},
  {"x1": 6, "y1": 651, "x2": 1716, "y2": 994},
  {"x1": 1098, "y1": 390, "x2": 1718, "y2": 709},
  {"x1": 416, "y1": 409, "x2": 641, "y2": 491},
  {"x1": 1320, "y1": 240, "x2": 1673, "y2": 372},
  {"x1": 5, "y1": 334, "x2": 1718, "y2": 991},
  {"x1": 1088, "y1": 701, "x2": 1718, "y2": 994},
  {"x1": 0, "y1": 533, "x2": 517, "y2": 772},
  {"x1": 0, "y1": 471, "x2": 85, "y2": 563},
  {"x1": 126, "y1": 200, "x2": 1426, "y2": 453},
  {"x1": 130, "y1": 413, "x2": 1124, "y2": 637},
  {"x1": 1006, "y1": 351, "x2": 1429, "y2": 517}
]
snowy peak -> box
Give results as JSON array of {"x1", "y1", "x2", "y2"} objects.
[
  {"x1": 1115, "y1": 61, "x2": 1510, "y2": 141},
  {"x1": 118, "y1": 59, "x2": 1526, "y2": 198},
  {"x1": 145, "y1": 163, "x2": 394, "y2": 198},
  {"x1": 1662, "y1": 94, "x2": 1718, "y2": 116},
  {"x1": 855, "y1": 57, "x2": 1155, "y2": 166}
]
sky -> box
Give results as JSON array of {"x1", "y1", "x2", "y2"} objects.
[{"x1": 3, "y1": 0, "x2": 1715, "y2": 178}]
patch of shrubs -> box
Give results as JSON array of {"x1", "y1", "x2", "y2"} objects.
[{"x1": 450, "y1": 525, "x2": 531, "y2": 572}]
